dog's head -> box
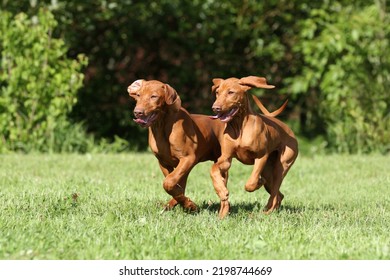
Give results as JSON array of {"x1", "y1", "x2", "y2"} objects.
[
  {"x1": 211, "y1": 76, "x2": 275, "y2": 123},
  {"x1": 128, "y1": 79, "x2": 181, "y2": 127}
]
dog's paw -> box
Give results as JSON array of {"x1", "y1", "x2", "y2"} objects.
[
  {"x1": 245, "y1": 183, "x2": 257, "y2": 192},
  {"x1": 218, "y1": 200, "x2": 230, "y2": 219},
  {"x1": 164, "y1": 198, "x2": 178, "y2": 210},
  {"x1": 183, "y1": 201, "x2": 199, "y2": 214},
  {"x1": 245, "y1": 176, "x2": 266, "y2": 192},
  {"x1": 263, "y1": 193, "x2": 283, "y2": 214}
]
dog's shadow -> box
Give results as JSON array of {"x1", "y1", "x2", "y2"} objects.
[
  {"x1": 199, "y1": 201, "x2": 257, "y2": 215},
  {"x1": 157, "y1": 199, "x2": 334, "y2": 216},
  {"x1": 198, "y1": 201, "x2": 308, "y2": 216},
  {"x1": 199, "y1": 201, "x2": 337, "y2": 217}
]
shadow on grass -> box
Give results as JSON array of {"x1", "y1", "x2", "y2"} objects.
[
  {"x1": 197, "y1": 201, "x2": 335, "y2": 216},
  {"x1": 157, "y1": 199, "x2": 336, "y2": 217},
  {"x1": 197, "y1": 200, "x2": 246, "y2": 215},
  {"x1": 197, "y1": 200, "x2": 285, "y2": 216}
]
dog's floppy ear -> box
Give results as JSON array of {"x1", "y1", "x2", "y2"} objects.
[
  {"x1": 239, "y1": 76, "x2": 275, "y2": 89},
  {"x1": 212, "y1": 78, "x2": 223, "y2": 93},
  {"x1": 127, "y1": 79, "x2": 144, "y2": 98},
  {"x1": 164, "y1": 84, "x2": 181, "y2": 112}
]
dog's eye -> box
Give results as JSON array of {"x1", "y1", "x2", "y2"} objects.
[
  {"x1": 136, "y1": 93, "x2": 140, "y2": 97},
  {"x1": 151, "y1": 95, "x2": 158, "y2": 100},
  {"x1": 228, "y1": 90, "x2": 235, "y2": 95}
]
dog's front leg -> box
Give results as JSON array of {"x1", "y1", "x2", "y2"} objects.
[
  {"x1": 163, "y1": 156, "x2": 198, "y2": 212},
  {"x1": 245, "y1": 154, "x2": 269, "y2": 192},
  {"x1": 158, "y1": 163, "x2": 179, "y2": 211},
  {"x1": 210, "y1": 156, "x2": 231, "y2": 219}
]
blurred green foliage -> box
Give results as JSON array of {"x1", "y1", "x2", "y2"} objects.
[
  {"x1": 290, "y1": 1, "x2": 390, "y2": 153},
  {"x1": 1, "y1": 0, "x2": 389, "y2": 153},
  {"x1": 0, "y1": 8, "x2": 88, "y2": 152}
]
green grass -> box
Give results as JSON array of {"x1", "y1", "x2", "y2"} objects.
[{"x1": 0, "y1": 153, "x2": 389, "y2": 260}]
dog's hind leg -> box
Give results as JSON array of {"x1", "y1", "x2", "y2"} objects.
[
  {"x1": 261, "y1": 155, "x2": 284, "y2": 212},
  {"x1": 264, "y1": 162, "x2": 284, "y2": 214},
  {"x1": 264, "y1": 146, "x2": 297, "y2": 214}
]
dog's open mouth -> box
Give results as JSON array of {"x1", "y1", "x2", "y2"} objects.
[
  {"x1": 133, "y1": 112, "x2": 159, "y2": 127},
  {"x1": 210, "y1": 107, "x2": 239, "y2": 123}
]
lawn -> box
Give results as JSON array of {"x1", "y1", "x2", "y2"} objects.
[{"x1": 0, "y1": 153, "x2": 389, "y2": 260}]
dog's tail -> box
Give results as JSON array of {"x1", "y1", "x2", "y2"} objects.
[{"x1": 251, "y1": 95, "x2": 288, "y2": 117}]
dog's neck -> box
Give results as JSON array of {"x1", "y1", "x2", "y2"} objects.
[
  {"x1": 149, "y1": 106, "x2": 180, "y2": 137},
  {"x1": 226, "y1": 94, "x2": 256, "y2": 136},
  {"x1": 230, "y1": 94, "x2": 254, "y2": 124}
]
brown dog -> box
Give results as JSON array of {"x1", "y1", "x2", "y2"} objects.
[
  {"x1": 128, "y1": 79, "x2": 225, "y2": 213},
  {"x1": 210, "y1": 76, "x2": 298, "y2": 218}
]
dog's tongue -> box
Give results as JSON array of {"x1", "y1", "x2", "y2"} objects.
[
  {"x1": 210, "y1": 108, "x2": 238, "y2": 122},
  {"x1": 209, "y1": 114, "x2": 220, "y2": 120},
  {"x1": 133, "y1": 118, "x2": 147, "y2": 125}
]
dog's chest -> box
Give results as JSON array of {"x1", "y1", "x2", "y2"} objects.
[
  {"x1": 149, "y1": 128, "x2": 193, "y2": 167},
  {"x1": 228, "y1": 124, "x2": 267, "y2": 163},
  {"x1": 150, "y1": 142, "x2": 180, "y2": 167},
  {"x1": 235, "y1": 141, "x2": 262, "y2": 164},
  {"x1": 149, "y1": 131, "x2": 177, "y2": 165}
]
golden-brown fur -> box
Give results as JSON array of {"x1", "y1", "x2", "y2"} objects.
[
  {"x1": 128, "y1": 79, "x2": 224, "y2": 212},
  {"x1": 210, "y1": 76, "x2": 298, "y2": 218}
]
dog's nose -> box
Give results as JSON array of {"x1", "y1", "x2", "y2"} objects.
[
  {"x1": 133, "y1": 108, "x2": 144, "y2": 118},
  {"x1": 212, "y1": 104, "x2": 222, "y2": 113}
]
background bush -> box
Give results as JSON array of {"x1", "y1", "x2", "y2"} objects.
[
  {"x1": 1, "y1": 0, "x2": 389, "y2": 154},
  {"x1": 290, "y1": 1, "x2": 390, "y2": 153},
  {"x1": 0, "y1": 9, "x2": 88, "y2": 152}
]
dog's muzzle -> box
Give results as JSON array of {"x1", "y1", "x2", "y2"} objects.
[
  {"x1": 133, "y1": 111, "x2": 159, "y2": 127},
  {"x1": 210, "y1": 106, "x2": 239, "y2": 123}
]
